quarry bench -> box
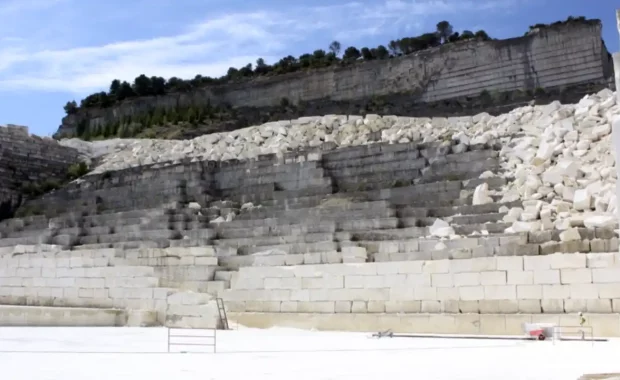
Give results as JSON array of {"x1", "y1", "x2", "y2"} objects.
[
  {"x1": 215, "y1": 166, "x2": 326, "y2": 188},
  {"x1": 234, "y1": 200, "x2": 394, "y2": 220},
  {"x1": 398, "y1": 201, "x2": 520, "y2": 218}
]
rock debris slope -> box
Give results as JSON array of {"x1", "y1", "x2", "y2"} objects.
[{"x1": 61, "y1": 89, "x2": 620, "y2": 236}]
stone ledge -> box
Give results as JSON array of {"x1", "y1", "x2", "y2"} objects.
[
  {"x1": 579, "y1": 375, "x2": 620, "y2": 380},
  {"x1": 228, "y1": 311, "x2": 620, "y2": 337},
  {"x1": 0, "y1": 305, "x2": 126, "y2": 327}
]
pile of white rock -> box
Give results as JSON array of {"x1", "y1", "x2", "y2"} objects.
[
  {"x1": 61, "y1": 89, "x2": 620, "y2": 234},
  {"x1": 493, "y1": 89, "x2": 619, "y2": 235}
]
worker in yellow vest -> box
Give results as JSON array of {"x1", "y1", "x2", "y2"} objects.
[
  {"x1": 578, "y1": 312, "x2": 586, "y2": 340},
  {"x1": 579, "y1": 312, "x2": 586, "y2": 326}
]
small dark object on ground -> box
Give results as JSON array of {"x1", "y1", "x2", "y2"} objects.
[{"x1": 372, "y1": 329, "x2": 394, "y2": 338}]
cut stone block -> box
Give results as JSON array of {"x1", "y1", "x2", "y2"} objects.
[
  {"x1": 542, "y1": 285, "x2": 570, "y2": 300},
  {"x1": 518, "y1": 300, "x2": 542, "y2": 313},
  {"x1": 516, "y1": 285, "x2": 542, "y2": 300},
  {"x1": 533, "y1": 270, "x2": 560, "y2": 285},
  {"x1": 573, "y1": 189, "x2": 592, "y2": 211},
  {"x1": 507, "y1": 271, "x2": 533, "y2": 285},
  {"x1": 559, "y1": 268, "x2": 592, "y2": 284}
]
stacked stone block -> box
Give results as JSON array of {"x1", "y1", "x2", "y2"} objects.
[
  {"x1": 22, "y1": 161, "x2": 215, "y2": 217},
  {"x1": 0, "y1": 245, "x2": 221, "y2": 327},
  {"x1": 221, "y1": 253, "x2": 620, "y2": 316}
]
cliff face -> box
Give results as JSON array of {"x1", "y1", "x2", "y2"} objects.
[
  {"x1": 57, "y1": 22, "x2": 612, "y2": 138},
  {"x1": 0, "y1": 125, "x2": 80, "y2": 220}
]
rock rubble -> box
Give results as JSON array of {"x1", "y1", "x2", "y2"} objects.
[{"x1": 61, "y1": 90, "x2": 620, "y2": 236}]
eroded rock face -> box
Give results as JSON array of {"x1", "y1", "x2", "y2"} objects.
[{"x1": 61, "y1": 89, "x2": 620, "y2": 234}]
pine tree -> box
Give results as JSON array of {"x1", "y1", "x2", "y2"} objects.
[
  {"x1": 151, "y1": 108, "x2": 164, "y2": 126},
  {"x1": 186, "y1": 107, "x2": 197, "y2": 124},
  {"x1": 117, "y1": 123, "x2": 129, "y2": 138},
  {"x1": 167, "y1": 108, "x2": 179, "y2": 124}
]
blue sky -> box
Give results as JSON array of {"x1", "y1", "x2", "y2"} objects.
[{"x1": 0, "y1": 0, "x2": 618, "y2": 137}]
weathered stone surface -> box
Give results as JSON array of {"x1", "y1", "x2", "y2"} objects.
[
  {"x1": 0, "y1": 125, "x2": 80, "y2": 220},
  {"x1": 2, "y1": 47, "x2": 620, "y2": 332},
  {"x1": 56, "y1": 20, "x2": 610, "y2": 142}
]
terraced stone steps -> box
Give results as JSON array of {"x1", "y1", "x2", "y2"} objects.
[
  {"x1": 321, "y1": 148, "x2": 423, "y2": 170},
  {"x1": 223, "y1": 183, "x2": 334, "y2": 204},
  {"x1": 212, "y1": 214, "x2": 620, "y2": 269},
  {"x1": 1, "y1": 208, "x2": 166, "y2": 232},
  {"x1": 214, "y1": 222, "x2": 337, "y2": 239},
  {"x1": 210, "y1": 163, "x2": 522, "y2": 261},
  {"x1": 0, "y1": 205, "x2": 223, "y2": 251},
  {"x1": 235, "y1": 200, "x2": 394, "y2": 220},
  {"x1": 216, "y1": 251, "x2": 360, "y2": 270},
  {"x1": 213, "y1": 232, "x2": 338, "y2": 249},
  {"x1": 164, "y1": 270, "x2": 237, "y2": 297},
  {"x1": 322, "y1": 141, "x2": 501, "y2": 192},
  {"x1": 256, "y1": 194, "x2": 328, "y2": 210},
  {"x1": 213, "y1": 217, "x2": 401, "y2": 240},
  {"x1": 214, "y1": 161, "x2": 333, "y2": 204},
  {"x1": 318, "y1": 179, "x2": 507, "y2": 209},
  {"x1": 5, "y1": 134, "x2": 614, "y2": 329},
  {"x1": 237, "y1": 241, "x2": 339, "y2": 256},
  {"x1": 214, "y1": 160, "x2": 321, "y2": 183},
  {"x1": 319, "y1": 140, "x2": 427, "y2": 162},
  {"x1": 398, "y1": 201, "x2": 521, "y2": 218},
  {"x1": 22, "y1": 177, "x2": 211, "y2": 217},
  {"x1": 73, "y1": 241, "x2": 171, "y2": 250},
  {"x1": 216, "y1": 166, "x2": 326, "y2": 190},
  {"x1": 452, "y1": 223, "x2": 512, "y2": 235}
]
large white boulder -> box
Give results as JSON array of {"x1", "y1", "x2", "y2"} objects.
[
  {"x1": 583, "y1": 214, "x2": 617, "y2": 229},
  {"x1": 429, "y1": 219, "x2": 455, "y2": 238},
  {"x1": 510, "y1": 221, "x2": 541, "y2": 233},
  {"x1": 472, "y1": 183, "x2": 493, "y2": 205},
  {"x1": 559, "y1": 228, "x2": 581, "y2": 242},
  {"x1": 573, "y1": 189, "x2": 592, "y2": 211}
]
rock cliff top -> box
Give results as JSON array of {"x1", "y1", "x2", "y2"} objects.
[{"x1": 54, "y1": 18, "x2": 610, "y2": 141}]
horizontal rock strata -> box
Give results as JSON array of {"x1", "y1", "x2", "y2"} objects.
[{"x1": 1, "y1": 88, "x2": 619, "y2": 334}]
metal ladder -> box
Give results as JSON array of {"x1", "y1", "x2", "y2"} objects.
[{"x1": 216, "y1": 298, "x2": 229, "y2": 330}]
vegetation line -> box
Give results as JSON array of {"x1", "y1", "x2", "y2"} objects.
[{"x1": 63, "y1": 17, "x2": 593, "y2": 115}]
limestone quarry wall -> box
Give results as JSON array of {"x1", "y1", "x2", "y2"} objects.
[
  {"x1": 57, "y1": 22, "x2": 612, "y2": 137},
  {"x1": 223, "y1": 252, "x2": 620, "y2": 335},
  {"x1": 208, "y1": 23, "x2": 609, "y2": 106},
  {"x1": 0, "y1": 305, "x2": 125, "y2": 327},
  {"x1": 223, "y1": 253, "x2": 620, "y2": 315},
  {"x1": 0, "y1": 125, "x2": 80, "y2": 219}
]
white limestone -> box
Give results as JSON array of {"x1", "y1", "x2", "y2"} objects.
[
  {"x1": 429, "y1": 219, "x2": 455, "y2": 237},
  {"x1": 573, "y1": 189, "x2": 592, "y2": 211},
  {"x1": 559, "y1": 228, "x2": 581, "y2": 242},
  {"x1": 59, "y1": 90, "x2": 620, "y2": 236},
  {"x1": 472, "y1": 183, "x2": 493, "y2": 205},
  {"x1": 22, "y1": 21, "x2": 620, "y2": 327},
  {"x1": 218, "y1": 252, "x2": 620, "y2": 315},
  {"x1": 584, "y1": 214, "x2": 617, "y2": 228},
  {"x1": 0, "y1": 247, "x2": 221, "y2": 328}
]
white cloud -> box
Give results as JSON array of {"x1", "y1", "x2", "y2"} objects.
[{"x1": 0, "y1": 0, "x2": 520, "y2": 95}]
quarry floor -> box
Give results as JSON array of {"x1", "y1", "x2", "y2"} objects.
[{"x1": 0, "y1": 327, "x2": 619, "y2": 379}]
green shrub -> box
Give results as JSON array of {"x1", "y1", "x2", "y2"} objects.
[
  {"x1": 67, "y1": 162, "x2": 89, "y2": 180},
  {"x1": 20, "y1": 179, "x2": 61, "y2": 198}
]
